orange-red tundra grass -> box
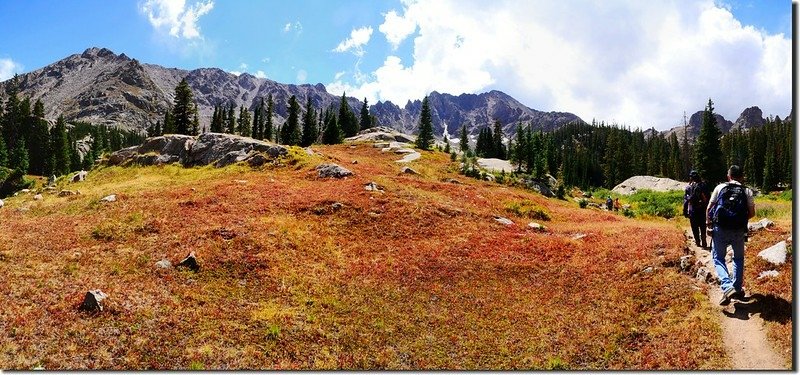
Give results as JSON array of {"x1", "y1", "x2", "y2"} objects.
[{"x1": 0, "y1": 142, "x2": 734, "y2": 369}]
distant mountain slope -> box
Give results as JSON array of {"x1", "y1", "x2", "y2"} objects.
[{"x1": 0, "y1": 47, "x2": 584, "y2": 137}]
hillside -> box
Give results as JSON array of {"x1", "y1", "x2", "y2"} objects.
[
  {"x1": 0, "y1": 138, "x2": 742, "y2": 370},
  {"x1": 0, "y1": 47, "x2": 583, "y2": 138}
]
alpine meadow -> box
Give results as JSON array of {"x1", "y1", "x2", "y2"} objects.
[{"x1": 0, "y1": 0, "x2": 793, "y2": 370}]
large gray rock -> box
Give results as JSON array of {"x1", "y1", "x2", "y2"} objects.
[
  {"x1": 0, "y1": 199, "x2": 4, "y2": 209},
  {"x1": 748, "y1": 218, "x2": 774, "y2": 232},
  {"x1": 71, "y1": 170, "x2": 88, "y2": 182},
  {"x1": 612, "y1": 176, "x2": 685, "y2": 195},
  {"x1": 316, "y1": 164, "x2": 353, "y2": 178},
  {"x1": 476, "y1": 158, "x2": 514, "y2": 173},
  {"x1": 494, "y1": 216, "x2": 514, "y2": 225},
  {"x1": 345, "y1": 126, "x2": 416, "y2": 144},
  {"x1": 106, "y1": 133, "x2": 288, "y2": 168},
  {"x1": 396, "y1": 152, "x2": 421, "y2": 163},
  {"x1": 758, "y1": 241, "x2": 787, "y2": 265},
  {"x1": 522, "y1": 178, "x2": 554, "y2": 197}
]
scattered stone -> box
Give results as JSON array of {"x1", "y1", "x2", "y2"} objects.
[
  {"x1": 758, "y1": 241, "x2": 787, "y2": 265},
  {"x1": 571, "y1": 233, "x2": 588, "y2": 240},
  {"x1": 72, "y1": 170, "x2": 88, "y2": 182},
  {"x1": 100, "y1": 194, "x2": 117, "y2": 203},
  {"x1": 234, "y1": 180, "x2": 248, "y2": 184},
  {"x1": 58, "y1": 190, "x2": 79, "y2": 197},
  {"x1": 79, "y1": 289, "x2": 108, "y2": 313},
  {"x1": 642, "y1": 267, "x2": 654, "y2": 274},
  {"x1": 368, "y1": 212, "x2": 381, "y2": 218},
  {"x1": 47, "y1": 174, "x2": 57, "y2": 187},
  {"x1": 351, "y1": 160, "x2": 358, "y2": 164},
  {"x1": 155, "y1": 259, "x2": 172, "y2": 269},
  {"x1": 304, "y1": 147, "x2": 315, "y2": 155},
  {"x1": 0, "y1": 199, "x2": 3, "y2": 209},
  {"x1": 395, "y1": 152, "x2": 421, "y2": 163},
  {"x1": 33, "y1": 194, "x2": 43, "y2": 201},
  {"x1": 527, "y1": 222, "x2": 546, "y2": 231},
  {"x1": 331, "y1": 202, "x2": 344, "y2": 211},
  {"x1": 245, "y1": 153, "x2": 270, "y2": 167},
  {"x1": 400, "y1": 166, "x2": 419, "y2": 175},
  {"x1": 177, "y1": 252, "x2": 200, "y2": 271},
  {"x1": 444, "y1": 178, "x2": 462, "y2": 184},
  {"x1": 364, "y1": 182, "x2": 383, "y2": 191},
  {"x1": 494, "y1": 216, "x2": 514, "y2": 226},
  {"x1": 394, "y1": 148, "x2": 416, "y2": 154},
  {"x1": 758, "y1": 270, "x2": 779, "y2": 280},
  {"x1": 316, "y1": 163, "x2": 354, "y2": 179},
  {"x1": 345, "y1": 126, "x2": 416, "y2": 144},
  {"x1": 748, "y1": 218, "x2": 774, "y2": 232},
  {"x1": 21, "y1": 189, "x2": 31, "y2": 193},
  {"x1": 680, "y1": 255, "x2": 694, "y2": 272},
  {"x1": 484, "y1": 173, "x2": 496, "y2": 182}
]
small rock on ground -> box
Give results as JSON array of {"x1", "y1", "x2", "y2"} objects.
[
  {"x1": 494, "y1": 216, "x2": 514, "y2": 225},
  {"x1": 316, "y1": 163, "x2": 354, "y2": 178},
  {"x1": 364, "y1": 182, "x2": 383, "y2": 191},
  {"x1": 79, "y1": 289, "x2": 108, "y2": 313},
  {"x1": 571, "y1": 233, "x2": 588, "y2": 240},
  {"x1": 0, "y1": 199, "x2": 4, "y2": 209},
  {"x1": 400, "y1": 166, "x2": 419, "y2": 175},
  {"x1": 758, "y1": 241, "x2": 787, "y2": 265},
  {"x1": 177, "y1": 252, "x2": 200, "y2": 271},
  {"x1": 33, "y1": 194, "x2": 43, "y2": 200},
  {"x1": 758, "y1": 270, "x2": 779, "y2": 279},
  {"x1": 155, "y1": 259, "x2": 172, "y2": 269},
  {"x1": 100, "y1": 194, "x2": 117, "y2": 202},
  {"x1": 527, "y1": 222, "x2": 546, "y2": 230}
]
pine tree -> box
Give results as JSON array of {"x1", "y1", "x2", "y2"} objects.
[
  {"x1": 322, "y1": 107, "x2": 342, "y2": 144},
  {"x1": 253, "y1": 98, "x2": 265, "y2": 139},
  {"x1": 173, "y1": 78, "x2": 195, "y2": 135},
  {"x1": 339, "y1": 92, "x2": 358, "y2": 138},
  {"x1": 9, "y1": 138, "x2": 28, "y2": 172},
  {"x1": 51, "y1": 115, "x2": 71, "y2": 176},
  {"x1": 459, "y1": 123, "x2": 470, "y2": 155},
  {"x1": 163, "y1": 109, "x2": 175, "y2": 134},
  {"x1": 492, "y1": 120, "x2": 506, "y2": 159},
  {"x1": 237, "y1": 106, "x2": 251, "y2": 136},
  {"x1": 301, "y1": 97, "x2": 318, "y2": 147},
  {"x1": 511, "y1": 123, "x2": 527, "y2": 172},
  {"x1": 226, "y1": 104, "x2": 236, "y2": 134},
  {"x1": 0, "y1": 135, "x2": 7, "y2": 167},
  {"x1": 280, "y1": 95, "x2": 301, "y2": 145},
  {"x1": 265, "y1": 94, "x2": 274, "y2": 141},
  {"x1": 693, "y1": 99, "x2": 726, "y2": 185},
  {"x1": 154, "y1": 120, "x2": 162, "y2": 136},
  {"x1": 190, "y1": 109, "x2": 200, "y2": 136},
  {"x1": 3, "y1": 75, "x2": 21, "y2": 163},
  {"x1": 27, "y1": 100, "x2": 50, "y2": 175},
  {"x1": 359, "y1": 97, "x2": 371, "y2": 131},
  {"x1": 68, "y1": 131, "x2": 81, "y2": 172},
  {"x1": 415, "y1": 96, "x2": 434, "y2": 150}
]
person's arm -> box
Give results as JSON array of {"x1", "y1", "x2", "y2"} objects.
[
  {"x1": 706, "y1": 185, "x2": 719, "y2": 223},
  {"x1": 747, "y1": 189, "x2": 756, "y2": 219}
]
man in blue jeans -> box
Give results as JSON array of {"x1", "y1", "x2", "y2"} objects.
[{"x1": 706, "y1": 165, "x2": 755, "y2": 305}]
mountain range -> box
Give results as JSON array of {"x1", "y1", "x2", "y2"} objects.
[{"x1": 0, "y1": 47, "x2": 789, "y2": 139}]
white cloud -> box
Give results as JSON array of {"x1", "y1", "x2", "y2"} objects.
[
  {"x1": 379, "y1": 9, "x2": 418, "y2": 49},
  {"x1": 330, "y1": 0, "x2": 791, "y2": 130},
  {"x1": 228, "y1": 70, "x2": 242, "y2": 76},
  {"x1": 333, "y1": 26, "x2": 373, "y2": 56},
  {"x1": 0, "y1": 58, "x2": 24, "y2": 81},
  {"x1": 296, "y1": 69, "x2": 308, "y2": 83},
  {"x1": 283, "y1": 21, "x2": 303, "y2": 34},
  {"x1": 140, "y1": 0, "x2": 214, "y2": 40},
  {"x1": 254, "y1": 70, "x2": 267, "y2": 79}
]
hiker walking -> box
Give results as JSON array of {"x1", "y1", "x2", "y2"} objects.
[
  {"x1": 706, "y1": 165, "x2": 755, "y2": 305},
  {"x1": 606, "y1": 196, "x2": 613, "y2": 211},
  {"x1": 683, "y1": 170, "x2": 709, "y2": 248}
]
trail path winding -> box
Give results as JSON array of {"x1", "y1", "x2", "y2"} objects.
[{"x1": 686, "y1": 231, "x2": 787, "y2": 369}]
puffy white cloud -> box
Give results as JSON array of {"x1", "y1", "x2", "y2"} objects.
[
  {"x1": 0, "y1": 58, "x2": 23, "y2": 81},
  {"x1": 378, "y1": 9, "x2": 417, "y2": 49},
  {"x1": 330, "y1": 0, "x2": 791, "y2": 130},
  {"x1": 254, "y1": 70, "x2": 267, "y2": 79},
  {"x1": 333, "y1": 26, "x2": 373, "y2": 56},
  {"x1": 140, "y1": 0, "x2": 214, "y2": 40}
]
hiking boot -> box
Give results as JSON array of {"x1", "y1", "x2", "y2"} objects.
[
  {"x1": 719, "y1": 288, "x2": 736, "y2": 305},
  {"x1": 731, "y1": 290, "x2": 745, "y2": 300}
]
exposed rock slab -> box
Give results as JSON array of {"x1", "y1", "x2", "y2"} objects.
[
  {"x1": 316, "y1": 164, "x2": 353, "y2": 178},
  {"x1": 79, "y1": 290, "x2": 108, "y2": 313},
  {"x1": 395, "y1": 152, "x2": 421, "y2": 163},
  {"x1": 476, "y1": 158, "x2": 514, "y2": 173},
  {"x1": 758, "y1": 241, "x2": 787, "y2": 265},
  {"x1": 345, "y1": 126, "x2": 416, "y2": 144},
  {"x1": 612, "y1": 175, "x2": 685, "y2": 195},
  {"x1": 106, "y1": 133, "x2": 288, "y2": 168}
]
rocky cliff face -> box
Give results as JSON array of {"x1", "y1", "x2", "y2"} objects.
[{"x1": 0, "y1": 47, "x2": 583, "y2": 138}]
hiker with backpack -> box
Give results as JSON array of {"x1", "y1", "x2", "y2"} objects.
[
  {"x1": 706, "y1": 165, "x2": 755, "y2": 305},
  {"x1": 683, "y1": 170, "x2": 709, "y2": 248}
]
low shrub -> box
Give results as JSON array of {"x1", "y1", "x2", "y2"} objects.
[
  {"x1": 627, "y1": 189, "x2": 683, "y2": 219},
  {"x1": 505, "y1": 200, "x2": 551, "y2": 221},
  {"x1": 578, "y1": 199, "x2": 588, "y2": 209},
  {"x1": 0, "y1": 167, "x2": 34, "y2": 198}
]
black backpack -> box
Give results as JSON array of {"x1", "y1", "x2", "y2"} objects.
[
  {"x1": 689, "y1": 182, "x2": 706, "y2": 209},
  {"x1": 711, "y1": 184, "x2": 748, "y2": 230}
]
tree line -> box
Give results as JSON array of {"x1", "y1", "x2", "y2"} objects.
[
  {"x1": 462, "y1": 98, "x2": 792, "y2": 192},
  {"x1": 0, "y1": 75, "x2": 144, "y2": 177},
  {"x1": 148, "y1": 78, "x2": 380, "y2": 147}
]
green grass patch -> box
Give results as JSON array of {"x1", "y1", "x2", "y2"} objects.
[
  {"x1": 505, "y1": 200, "x2": 551, "y2": 221},
  {"x1": 627, "y1": 189, "x2": 684, "y2": 219}
]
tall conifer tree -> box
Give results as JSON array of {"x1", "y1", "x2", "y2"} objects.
[
  {"x1": 415, "y1": 96, "x2": 434, "y2": 150},
  {"x1": 693, "y1": 99, "x2": 725, "y2": 185},
  {"x1": 280, "y1": 95, "x2": 301, "y2": 145},
  {"x1": 301, "y1": 97, "x2": 318, "y2": 147},
  {"x1": 359, "y1": 97, "x2": 371, "y2": 131}
]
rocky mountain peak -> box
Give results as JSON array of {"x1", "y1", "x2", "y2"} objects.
[{"x1": 732, "y1": 106, "x2": 765, "y2": 131}]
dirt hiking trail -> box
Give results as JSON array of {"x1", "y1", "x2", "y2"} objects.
[{"x1": 686, "y1": 230, "x2": 787, "y2": 370}]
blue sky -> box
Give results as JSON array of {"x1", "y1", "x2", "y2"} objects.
[{"x1": 0, "y1": 0, "x2": 793, "y2": 130}]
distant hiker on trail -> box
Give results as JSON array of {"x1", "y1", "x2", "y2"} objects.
[
  {"x1": 706, "y1": 165, "x2": 755, "y2": 305},
  {"x1": 683, "y1": 170, "x2": 710, "y2": 248},
  {"x1": 614, "y1": 198, "x2": 620, "y2": 212},
  {"x1": 606, "y1": 196, "x2": 613, "y2": 211}
]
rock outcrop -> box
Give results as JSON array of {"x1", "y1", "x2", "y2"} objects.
[
  {"x1": 106, "y1": 133, "x2": 288, "y2": 168},
  {"x1": 612, "y1": 176, "x2": 685, "y2": 195},
  {"x1": 316, "y1": 164, "x2": 353, "y2": 179}
]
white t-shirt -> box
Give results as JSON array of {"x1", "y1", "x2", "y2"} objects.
[{"x1": 706, "y1": 180, "x2": 755, "y2": 221}]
